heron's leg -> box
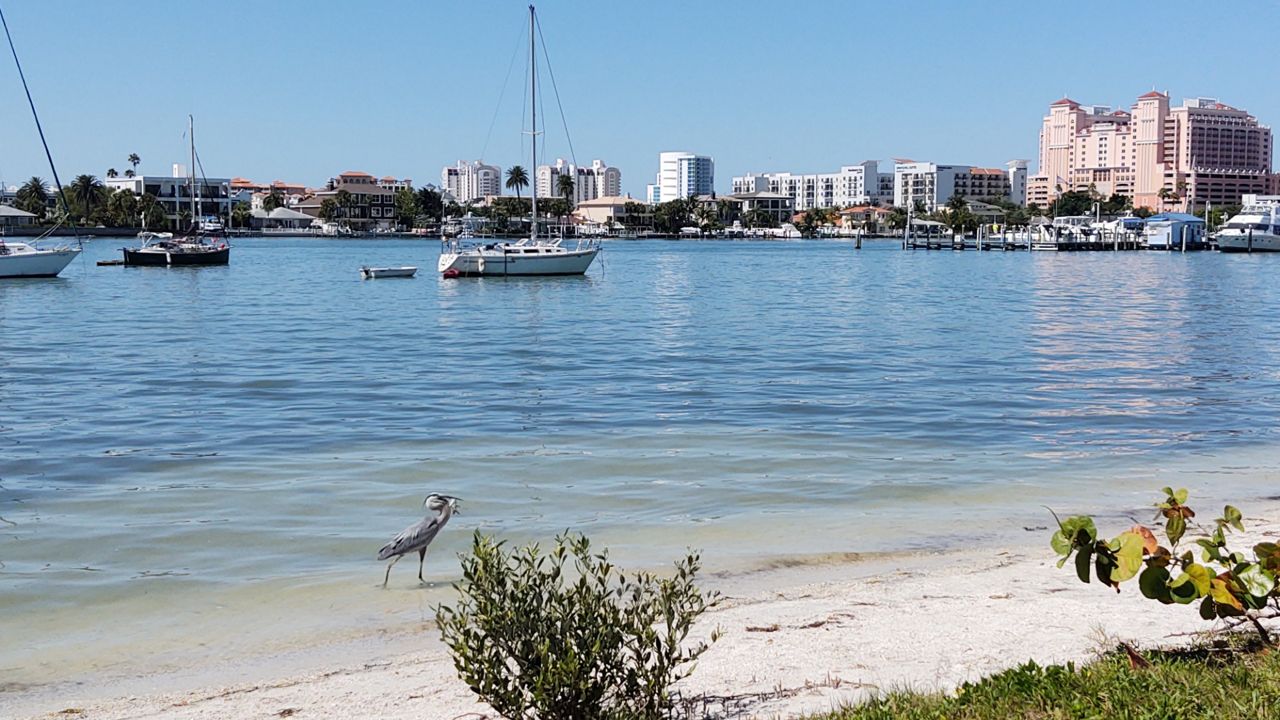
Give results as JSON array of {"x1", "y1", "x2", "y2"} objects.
[
  {"x1": 382, "y1": 555, "x2": 401, "y2": 588},
  {"x1": 418, "y1": 548, "x2": 427, "y2": 583}
]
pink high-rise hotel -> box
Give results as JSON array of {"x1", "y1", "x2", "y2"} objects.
[{"x1": 1027, "y1": 91, "x2": 1275, "y2": 211}]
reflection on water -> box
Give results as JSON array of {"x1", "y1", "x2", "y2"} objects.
[{"x1": 4, "y1": 238, "x2": 1280, "y2": 697}]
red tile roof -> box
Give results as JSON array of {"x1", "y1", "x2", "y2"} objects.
[
  {"x1": 340, "y1": 170, "x2": 373, "y2": 178},
  {"x1": 1138, "y1": 91, "x2": 1166, "y2": 99},
  {"x1": 1050, "y1": 97, "x2": 1079, "y2": 107}
]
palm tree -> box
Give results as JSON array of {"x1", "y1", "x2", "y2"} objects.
[
  {"x1": 1157, "y1": 187, "x2": 1173, "y2": 212},
  {"x1": 70, "y1": 174, "x2": 104, "y2": 221},
  {"x1": 262, "y1": 189, "x2": 285, "y2": 212},
  {"x1": 505, "y1": 166, "x2": 529, "y2": 200},
  {"x1": 334, "y1": 189, "x2": 352, "y2": 223},
  {"x1": 106, "y1": 168, "x2": 118, "y2": 178},
  {"x1": 16, "y1": 176, "x2": 49, "y2": 218},
  {"x1": 320, "y1": 197, "x2": 339, "y2": 223},
  {"x1": 124, "y1": 169, "x2": 135, "y2": 178},
  {"x1": 127, "y1": 153, "x2": 140, "y2": 174},
  {"x1": 556, "y1": 174, "x2": 575, "y2": 206}
]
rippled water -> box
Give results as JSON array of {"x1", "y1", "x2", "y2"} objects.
[{"x1": 5, "y1": 237, "x2": 1280, "y2": 698}]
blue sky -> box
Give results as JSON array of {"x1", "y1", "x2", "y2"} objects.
[{"x1": 2, "y1": 0, "x2": 1277, "y2": 196}]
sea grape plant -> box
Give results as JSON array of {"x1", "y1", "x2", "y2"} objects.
[
  {"x1": 1050, "y1": 488, "x2": 1279, "y2": 644},
  {"x1": 436, "y1": 531, "x2": 720, "y2": 720}
]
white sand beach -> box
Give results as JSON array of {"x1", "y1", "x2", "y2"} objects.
[{"x1": 14, "y1": 503, "x2": 1279, "y2": 720}]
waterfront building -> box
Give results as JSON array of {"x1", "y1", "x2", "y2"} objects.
[
  {"x1": 106, "y1": 169, "x2": 234, "y2": 224},
  {"x1": 732, "y1": 191, "x2": 795, "y2": 225},
  {"x1": 536, "y1": 159, "x2": 622, "y2": 205},
  {"x1": 1027, "y1": 92, "x2": 1274, "y2": 211},
  {"x1": 440, "y1": 160, "x2": 501, "y2": 204},
  {"x1": 573, "y1": 195, "x2": 648, "y2": 230},
  {"x1": 893, "y1": 161, "x2": 1024, "y2": 211},
  {"x1": 232, "y1": 178, "x2": 310, "y2": 210},
  {"x1": 0, "y1": 204, "x2": 38, "y2": 228},
  {"x1": 647, "y1": 151, "x2": 713, "y2": 204},
  {"x1": 378, "y1": 176, "x2": 413, "y2": 192},
  {"x1": 294, "y1": 170, "x2": 397, "y2": 231},
  {"x1": 731, "y1": 161, "x2": 891, "y2": 211}
]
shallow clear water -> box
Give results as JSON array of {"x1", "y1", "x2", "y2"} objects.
[{"x1": 4, "y1": 237, "x2": 1280, "y2": 696}]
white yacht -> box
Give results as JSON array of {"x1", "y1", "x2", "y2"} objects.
[
  {"x1": 0, "y1": 238, "x2": 80, "y2": 278},
  {"x1": 437, "y1": 5, "x2": 599, "y2": 278},
  {"x1": 1216, "y1": 204, "x2": 1280, "y2": 252}
]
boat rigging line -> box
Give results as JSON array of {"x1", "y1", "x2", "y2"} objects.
[
  {"x1": 0, "y1": 2, "x2": 79, "y2": 246},
  {"x1": 534, "y1": 13, "x2": 577, "y2": 168}
]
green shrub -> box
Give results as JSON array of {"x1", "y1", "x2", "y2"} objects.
[
  {"x1": 436, "y1": 531, "x2": 720, "y2": 720},
  {"x1": 1049, "y1": 489, "x2": 1279, "y2": 644}
]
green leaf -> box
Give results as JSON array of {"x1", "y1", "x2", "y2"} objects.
[
  {"x1": 1199, "y1": 595, "x2": 1216, "y2": 620},
  {"x1": 1234, "y1": 563, "x2": 1276, "y2": 598},
  {"x1": 1167, "y1": 514, "x2": 1186, "y2": 546},
  {"x1": 1169, "y1": 564, "x2": 1211, "y2": 604},
  {"x1": 1075, "y1": 545, "x2": 1093, "y2": 584},
  {"x1": 1223, "y1": 505, "x2": 1244, "y2": 532},
  {"x1": 1110, "y1": 532, "x2": 1146, "y2": 583},
  {"x1": 1051, "y1": 516, "x2": 1097, "y2": 556},
  {"x1": 1173, "y1": 488, "x2": 1188, "y2": 504},
  {"x1": 1139, "y1": 565, "x2": 1171, "y2": 603},
  {"x1": 1209, "y1": 577, "x2": 1244, "y2": 611},
  {"x1": 1255, "y1": 542, "x2": 1280, "y2": 572}
]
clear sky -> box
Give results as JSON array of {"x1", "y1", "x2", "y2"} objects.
[{"x1": 2, "y1": 0, "x2": 1277, "y2": 196}]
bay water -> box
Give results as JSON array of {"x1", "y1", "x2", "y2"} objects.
[{"x1": 4, "y1": 237, "x2": 1280, "y2": 700}]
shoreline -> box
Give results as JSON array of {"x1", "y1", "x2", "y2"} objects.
[{"x1": 13, "y1": 500, "x2": 1280, "y2": 720}]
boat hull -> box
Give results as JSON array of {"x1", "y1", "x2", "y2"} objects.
[
  {"x1": 438, "y1": 247, "x2": 599, "y2": 276},
  {"x1": 361, "y1": 267, "x2": 417, "y2": 278},
  {"x1": 0, "y1": 248, "x2": 81, "y2": 278},
  {"x1": 1218, "y1": 233, "x2": 1280, "y2": 253},
  {"x1": 122, "y1": 246, "x2": 230, "y2": 266}
]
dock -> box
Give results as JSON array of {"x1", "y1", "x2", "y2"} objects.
[{"x1": 96, "y1": 259, "x2": 125, "y2": 266}]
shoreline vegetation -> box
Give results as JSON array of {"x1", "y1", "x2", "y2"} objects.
[{"x1": 15, "y1": 500, "x2": 1280, "y2": 720}]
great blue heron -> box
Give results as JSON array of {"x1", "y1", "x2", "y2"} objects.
[{"x1": 378, "y1": 493, "x2": 459, "y2": 587}]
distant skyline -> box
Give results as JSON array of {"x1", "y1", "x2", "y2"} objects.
[{"x1": 2, "y1": 0, "x2": 1277, "y2": 197}]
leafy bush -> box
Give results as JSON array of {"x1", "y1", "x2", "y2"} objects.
[
  {"x1": 1050, "y1": 488, "x2": 1279, "y2": 644},
  {"x1": 436, "y1": 531, "x2": 720, "y2": 720}
]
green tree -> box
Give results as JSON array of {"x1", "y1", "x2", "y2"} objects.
[
  {"x1": 319, "y1": 197, "x2": 339, "y2": 223},
  {"x1": 231, "y1": 201, "x2": 251, "y2": 230},
  {"x1": 334, "y1": 189, "x2": 352, "y2": 222},
  {"x1": 557, "y1": 174, "x2": 575, "y2": 206},
  {"x1": 887, "y1": 206, "x2": 908, "y2": 230},
  {"x1": 124, "y1": 169, "x2": 135, "y2": 178},
  {"x1": 106, "y1": 188, "x2": 138, "y2": 227},
  {"x1": 416, "y1": 186, "x2": 444, "y2": 221},
  {"x1": 261, "y1": 189, "x2": 285, "y2": 212},
  {"x1": 106, "y1": 168, "x2": 118, "y2": 179},
  {"x1": 70, "y1": 174, "x2": 105, "y2": 222},
  {"x1": 743, "y1": 207, "x2": 776, "y2": 229},
  {"x1": 395, "y1": 187, "x2": 419, "y2": 228},
  {"x1": 15, "y1": 176, "x2": 49, "y2": 220},
  {"x1": 505, "y1": 165, "x2": 529, "y2": 200},
  {"x1": 127, "y1": 153, "x2": 140, "y2": 174},
  {"x1": 1133, "y1": 206, "x2": 1156, "y2": 219}
]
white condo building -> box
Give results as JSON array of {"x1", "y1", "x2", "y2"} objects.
[
  {"x1": 731, "y1": 161, "x2": 893, "y2": 210},
  {"x1": 646, "y1": 151, "x2": 714, "y2": 204},
  {"x1": 536, "y1": 159, "x2": 622, "y2": 205},
  {"x1": 893, "y1": 160, "x2": 1028, "y2": 211},
  {"x1": 441, "y1": 160, "x2": 501, "y2": 204},
  {"x1": 105, "y1": 166, "x2": 238, "y2": 224}
]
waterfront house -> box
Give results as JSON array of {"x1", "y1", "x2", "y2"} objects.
[
  {"x1": 0, "y1": 204, "x2": 38, "y2": 229},
  {"x1": 249, "y1": 207, "x2": 316, "y2": 232},
  {"x1": 732, "y1": 191, "x2": 795, "y2": 225},
  {"x1": 105, "y1": 166, "x2": 234, "y2": 225},
  {"x1": 838, "y1": 205, "x2": 893, "y2": 232},
  {"x1": 295, "y1": 171, "x2": 397, "y2": 231},
  {"x1": 1143, "y1": 212, "x2": 1206, "y2": 250}
]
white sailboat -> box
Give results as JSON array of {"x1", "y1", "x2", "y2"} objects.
[
  {"x1": 0, "y1": 6, "x2": 81, "y2": 279},
  {"x1": 438, "y1": 5, "x2": 599, "y2": 278}
]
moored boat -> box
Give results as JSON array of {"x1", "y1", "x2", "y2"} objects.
[
  {"x1": 1216, "y1": 203, "x2": 1280, "y2": 252},
  {"x1": 0, "y1": 239, "x2": 80, "y2": 278},
  {"x1": 360, "y1": 266, "x2": 417, "y2": 279}
]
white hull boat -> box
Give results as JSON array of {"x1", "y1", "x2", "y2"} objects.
[
  {"x1": 1216, "y1": 204, "x2": 1280, "y2": 252},
  {"x1": 0, "y1": 241, "x2": 80, "y2": 278},
  {"x1": 361, "y1": 265, "x2": 417, "y2": 279},
  {"x1": 438, "y1": 241, "x2": 598, "y2": 277}
]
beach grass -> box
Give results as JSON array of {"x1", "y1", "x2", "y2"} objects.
[{"x1": 814, "y1": 635, "x2": 1280, "y2": 720}]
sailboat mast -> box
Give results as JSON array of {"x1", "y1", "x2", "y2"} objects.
[
  {"x1": 188, "y1": 114, "x2": 196, "y2": 231},
  {"x1": 529, "y1": 4, "x2": 537, "y2": 242}
]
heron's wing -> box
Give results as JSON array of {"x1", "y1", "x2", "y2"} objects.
[{"x1": 378, "y1": 514, "x2": 443, "y2": 560}]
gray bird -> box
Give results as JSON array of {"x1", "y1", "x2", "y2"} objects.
[{"x1": 378, "y1": 493, "x2": 460, "y2": 587}]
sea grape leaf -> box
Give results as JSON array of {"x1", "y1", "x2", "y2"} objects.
[
  {"x1": 1051, "y1": 516, "x2": 1097, "y2": 556},
  {"x1": 1234, "y1": 563, "x2": 1276, "y2": 598},
  {"x1": 1128, "y1": 525, "x2": 1159, "y2": 555},
  {"x1": 1139, "y1": 565, "x2": 1171, "y2": 603},
  {"x1": 1111, "y1": 532, "x2": 1146, "y2": 583},
  {"x1": 1075, "y1": 545, "x2": 1093, "y2": 583},
  {"x1": 1209, "y1": 578, "x2": 1244, "y2": 611},
  {"x1": 1169, "y1": 564, "x2": 1211, "y2": 604},
  {"x1": 1255, "y1": 542, "x2": 1280, "y2": 572},
  {"x1": 1223, "y1": 505, "x2": 1244, "y2": 532},
  {"x1": 1183, "y1": 564, "x2": 1212, "y2": 595},
  {"x1": 1166, "y1": 514, "x2": 1187, "y2": 546},
  {"x1": 1199, "y1": 595, "x2": 1216, "y2": 620},
  {"x1": 1095, "y1": 550, "x2": 1118, "y2": 590},
  {"x1": 1173, "y1": 488, "x2": 1188, "y2": 505}
]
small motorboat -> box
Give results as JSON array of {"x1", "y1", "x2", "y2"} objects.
[{"x1": 360, "y1": 266, "x2": 417, "y2": 279}]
